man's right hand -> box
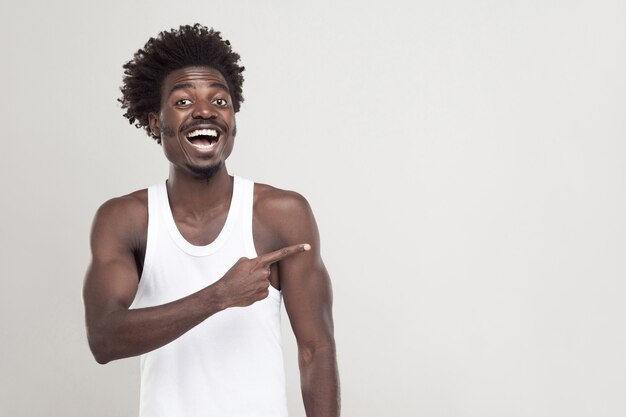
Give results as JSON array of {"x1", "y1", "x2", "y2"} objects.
[{"x1": 216, "y1": 243, "x2": 311, "y2": 308}]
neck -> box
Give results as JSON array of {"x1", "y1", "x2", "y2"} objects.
[{"x1": 166, "y1": 164, "x2": 233, "y2": 214}]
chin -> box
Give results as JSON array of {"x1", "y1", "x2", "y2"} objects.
[{"x1": 186, "y1": 161, "x2": 223, "y2": 181}]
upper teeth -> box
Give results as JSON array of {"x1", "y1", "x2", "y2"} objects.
[{"x1": 187, "y1": 128, "x2": 218, "y2": 138}]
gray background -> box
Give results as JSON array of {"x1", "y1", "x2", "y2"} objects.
[{"x1": 1, "y1": 0, "x2": 625, "y2": 416}]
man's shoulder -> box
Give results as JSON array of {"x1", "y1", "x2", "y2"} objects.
[
  {"x1": 97, "y1": 189, "x2": 148, "y2": 217},
  {"x1": 253, "y1": 182, "x2": 312, "y2": 217},
  {"x1": 252, "y1": 181, "x2": 317, "y2": 243},
  {"x1": 92, "y1": 189, "x2": 148, "y2": 237}
]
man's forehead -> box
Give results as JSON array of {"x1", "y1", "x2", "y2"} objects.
[{"x1": 163, "y1": 66, "x2": 229, "y2": 91}]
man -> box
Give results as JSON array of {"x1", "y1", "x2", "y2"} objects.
[{"x1": 83, "y1": 24, "x2": 339, "y2": 417}]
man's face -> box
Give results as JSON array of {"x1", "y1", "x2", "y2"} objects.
[{"x1": 149, "y1": 66, "x2": 236, "y2": 178}]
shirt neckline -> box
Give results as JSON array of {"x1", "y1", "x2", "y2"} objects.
[{"x1": 159, "y1": 175, "x2": 242, "y2": 256}]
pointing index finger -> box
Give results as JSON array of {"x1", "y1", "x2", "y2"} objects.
[{"x1": 257, "y1": 243, "x2": 311, "y2": 267}]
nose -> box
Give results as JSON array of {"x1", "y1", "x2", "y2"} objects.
[{"x1": 192, "y1": 100, "x2": 217, "y2": 119}]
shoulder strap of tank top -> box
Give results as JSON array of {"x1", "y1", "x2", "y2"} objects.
[
  {"x1": 138, "y1": 182, "x2": 162, "y2": 282},
  {"x1": 236, "y1": 176, "x2": 257, "y2": 258}
]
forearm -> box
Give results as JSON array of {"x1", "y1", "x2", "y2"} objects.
[
  {"x1": 300, "y1": 344, "x2": 340, "y2": 417},
  {"x1": 88, "y1": 283, "x2": 225, "y2": 364}
]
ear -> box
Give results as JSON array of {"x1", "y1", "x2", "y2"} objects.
[{"x1": 148, "y1": 112, "x2": 161, "y2": 139}]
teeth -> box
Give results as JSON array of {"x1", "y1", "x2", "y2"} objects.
[
  {"x1": 187, "y1": 128, "x2": 218, "y2": 138},
  {"x1": 191, "y1": 143, "x2": 215, "y2": 149}
]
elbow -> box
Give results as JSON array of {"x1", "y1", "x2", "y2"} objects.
[
  {"x1": 93, "y1": 354, "x2": 110, "y2": 365},
  {"x1": 298, "y1": 340, "x2": 337, "y2": 368},
  {"x1": 87, "y1": 328, "x2": 114, "y2": 365},
  {"x1": 92, "y1": 350, "x2": 112, "y2": 365}
]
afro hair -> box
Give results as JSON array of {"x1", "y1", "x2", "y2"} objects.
[{"x1": 119, "y1": 24, "x2": 245, "y2": 142}]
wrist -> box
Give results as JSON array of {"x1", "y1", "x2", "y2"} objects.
[{"x1": 206, "y1": 280, "x2": 230, "y2": 312}]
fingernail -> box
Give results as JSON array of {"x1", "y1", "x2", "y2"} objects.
[{"x1": 303, "y1": 244, "x2": 311, "y2": 251}]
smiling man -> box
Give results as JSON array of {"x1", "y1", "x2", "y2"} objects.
[{"x1": 83, "y1": 24, "x2": 339, "y2": 417}]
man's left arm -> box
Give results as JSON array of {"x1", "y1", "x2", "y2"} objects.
[{"x1": 275, "y1": 192, "x2": 340, "y2": 417}]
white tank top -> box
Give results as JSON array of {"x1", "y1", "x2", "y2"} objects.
[{"x1": 130, "y1": 176, "x2": 288, "y2": 417}]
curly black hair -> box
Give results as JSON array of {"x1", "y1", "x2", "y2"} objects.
[{"x1": 119, "y1": 24, "x2": 245, "y2": 142}]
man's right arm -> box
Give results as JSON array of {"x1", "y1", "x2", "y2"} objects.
[
  {"x1": 83, "y1": 196, "x2": 308, "y2": 364},
  {"x1": 83, "y1": 195, "x2": 226, "y2": 363}
]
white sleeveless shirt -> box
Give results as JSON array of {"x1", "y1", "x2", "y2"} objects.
[{"x1": 130, "y1": 176, "x2": 288, "y2": 417}]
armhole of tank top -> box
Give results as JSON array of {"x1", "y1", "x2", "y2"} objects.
[
  {"x1": 241, "y1": 178, "x2": 281, "y2": 300},
  {"x1": 137, "y1": 183, "x2": 159, "y2": 286}
]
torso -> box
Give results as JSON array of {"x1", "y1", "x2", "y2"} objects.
[{"x1": 123, "y1": 181, "x2": 287, "y2": 290}]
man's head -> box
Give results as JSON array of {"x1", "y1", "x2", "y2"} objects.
[{"x1": 119, "y1": 24, "x2": 245, "y2": 144}]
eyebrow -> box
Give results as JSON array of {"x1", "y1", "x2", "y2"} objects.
[{"x1": 168, "y1": 82, "x2": 230, "y2": 96}]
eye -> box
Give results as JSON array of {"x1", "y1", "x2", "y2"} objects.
[
  {"x1": 175, "y1": 98, "x2": 193, "y2": 106},
  {"x1": 213, "y1": 98, "x2": 229, "y2": 107}
]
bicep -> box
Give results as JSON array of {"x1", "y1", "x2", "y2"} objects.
[
  {"x1": 83, "y1": 201, "x2": 141, "y2": 327},
  {"x1": 281, "y1": 258, "x2": 335, "y2": 349},
  {"x1": 83, "y1": 258, "x2": 139, "y2": 322},
  {"x1": 276, "y1": 196, "x2": 335, "y2": 348}
]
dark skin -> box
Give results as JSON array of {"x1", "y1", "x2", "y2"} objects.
[{"x1": 83, "y1": 67, "x2": 339, "y2": 416}]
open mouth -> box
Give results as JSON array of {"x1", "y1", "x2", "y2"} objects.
[{"x1": 185, "y1": 128, "x2": 220, "y2": 149}]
